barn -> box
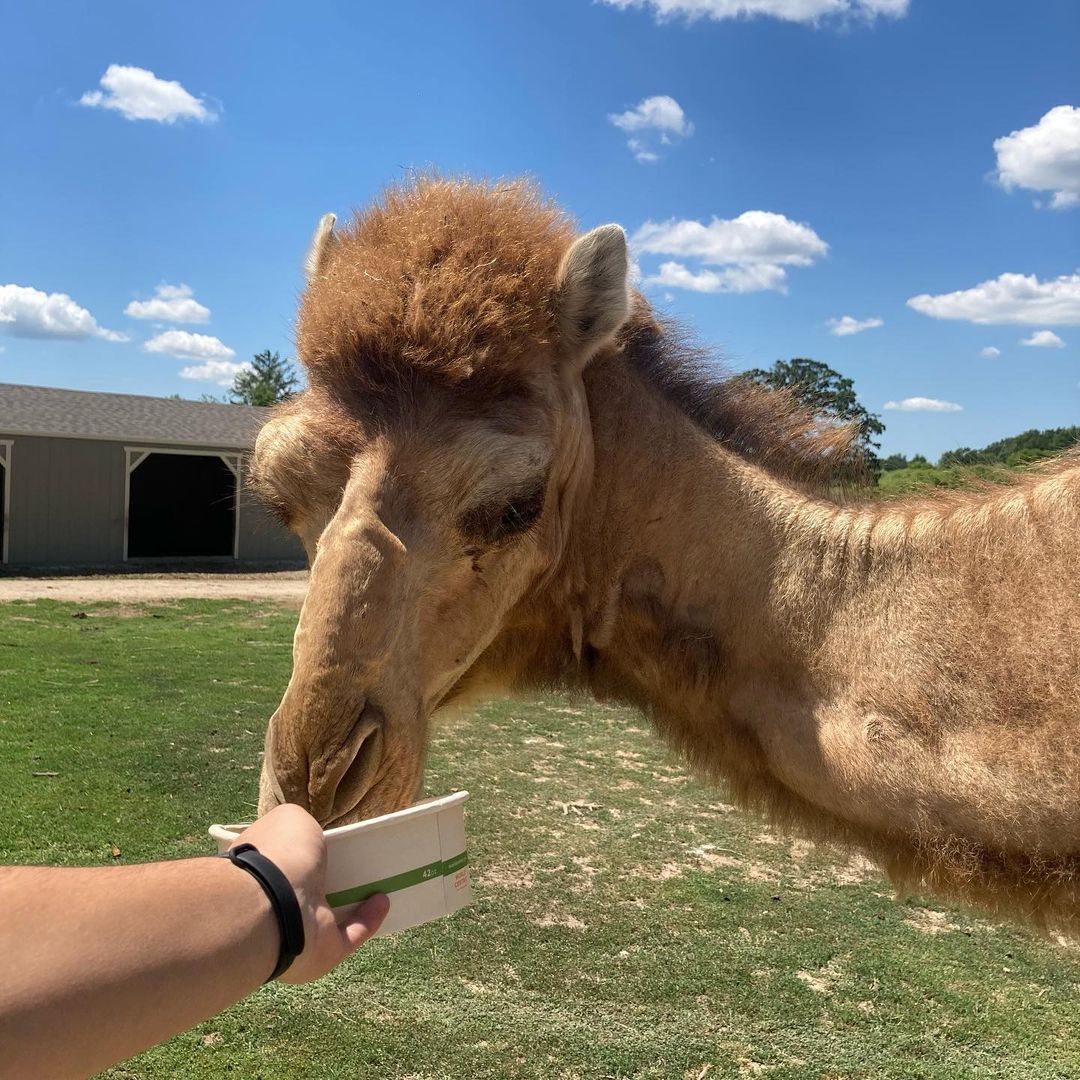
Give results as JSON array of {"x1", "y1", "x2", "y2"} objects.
[{"x1": 0, "y1": 383, "x2": 304, "y2": 569}]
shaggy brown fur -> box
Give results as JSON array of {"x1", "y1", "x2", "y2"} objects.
[
  {"x1": 254, "y1": 177, "x2": 1080, "y2": 935},
  {"x1": 297, "y1": 179, "x2": 576, "y2": 396}
]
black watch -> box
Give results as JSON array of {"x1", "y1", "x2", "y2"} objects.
[{"x1": 219, "y1": 843, "x2": 306, "y2": 982}]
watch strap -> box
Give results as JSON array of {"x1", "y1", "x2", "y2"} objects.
[{"x1": 219, "y1": 842, "x2": 305, "y2": 982}]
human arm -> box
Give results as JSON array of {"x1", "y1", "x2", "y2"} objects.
[{"x1": 0, "y1": 804, "x2": 388, "y2": 1080}]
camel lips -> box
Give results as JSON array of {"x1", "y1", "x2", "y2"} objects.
[{"x1": 210, "y1": 791, "x2": 473, "y2": 936}]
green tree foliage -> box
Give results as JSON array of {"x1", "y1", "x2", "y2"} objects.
[
  {"x1": 741, "y1": 358, "x2": 885, "y2": 472},
  {"x1": 228, "y1": 350, "x2": 300, "y2": 407},
  {"x1": 938, "y1": 426, "x2": 1080, "y2": 468},
  {"x1": 877, "y1": 427, "x2": 1080, "y2": 496}
]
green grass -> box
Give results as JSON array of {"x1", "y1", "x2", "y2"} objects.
[{"x1": 1, "y1": 600, "x2": 1078, "y2": 1080}]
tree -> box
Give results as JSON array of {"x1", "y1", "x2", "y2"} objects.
[
  {"x1": 228, "y1": 350, "x2": 300, "y2": 407},
  {"x1": 940, "y1": 425, "x2": 1080, "y2": 468},
  {"x1": 741, "y1": 358, "x2": 885, "y2": 472},
  {"x1": 938, "y1": 446, "x2": 984, "y2": 468}
]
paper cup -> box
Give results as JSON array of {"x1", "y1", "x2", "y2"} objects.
[{"x1": 209, "y1": 791, "x2": 472, "y2": 937}]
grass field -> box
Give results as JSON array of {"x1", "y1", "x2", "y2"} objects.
[{"x1": 1, "y1": 600, "x2": 1078, "y2": 1079}]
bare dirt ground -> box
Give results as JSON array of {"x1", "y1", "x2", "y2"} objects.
[{"x1": 0, "y1": 571, "x2": 309, "y2": 605}]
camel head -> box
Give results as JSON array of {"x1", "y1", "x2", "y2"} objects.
[{"x1": 253, "y1": 180, "x2": 631, "y2": 825}]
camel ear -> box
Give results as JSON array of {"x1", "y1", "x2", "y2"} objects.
[
  {"x1": 305, "y1": 213, "x2": 337, "y2": 282},
  {"x1": 555, "y1": 224, "x2": 630, "y2": 364}
]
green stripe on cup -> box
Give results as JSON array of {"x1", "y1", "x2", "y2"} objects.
[
  {"x1": 326, "y1": 851, "x2": 470, "y2": 908},
  {"x1": 444, "y1": 851, "x2": 468, "y2": 875}
]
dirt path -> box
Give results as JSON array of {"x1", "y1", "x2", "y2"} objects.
[{"x1": 0, "y1": 571, "x2": 309, "y2": 605}]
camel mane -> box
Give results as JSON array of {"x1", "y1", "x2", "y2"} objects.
[{"x1": 617, "y1": 307, "x2": 863, "y2": 488}]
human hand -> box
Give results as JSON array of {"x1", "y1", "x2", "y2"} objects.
[{"x1": 231, "y1": 804, "x2": 389, "y2": 983}]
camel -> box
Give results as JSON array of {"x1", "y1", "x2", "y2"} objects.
[{"x1": 251, "y1": 177, "x2": 1080, "y2": 934}]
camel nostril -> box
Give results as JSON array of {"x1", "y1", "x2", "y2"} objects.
[{"x1": 308, "y1": 707, "x2": 385, "y2": 826}]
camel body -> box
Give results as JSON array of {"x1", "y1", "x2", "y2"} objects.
[{"x1": 252, "y1": 178, "x2": 1080, "y2": 932}]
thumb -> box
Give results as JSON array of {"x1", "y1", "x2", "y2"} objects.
[{"x1": 337, "y1": 893, "x2": 391, "y2": 951}]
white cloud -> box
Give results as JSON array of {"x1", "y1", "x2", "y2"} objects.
[
  {"x1": 634, "y1": 212, "x2": 828, "y2": 266},
  {"x1": 143, "y1": 330, "x2": 235, "y2": 361},
  {"x1": 1020, "y1": 329, "x2": 1066, "y2": 348},
  {"x1": 907, "y1": 272, "x2": 1080, "y2": 326},
  {"x1": 610, "y1": 95, "x2": 693, "y2": 136},
  {"x1": 633, "y1": 210, "x2": 827, "y2": 295},
  {"x1": 79, "y1": 64, "x2": 216, "y2": 124},
  {"x1": 179, "y1": 360, "x2": 250, "y2": 386},
  {"x1": 993, "y1": 106, "x2": 1080, "y2": 211},
  {"x1": 827, "y1": 315, "x2": 883, "y2": 336},
  {"x1": 125, "y1": 283, "x2": 210, "y2": 324},
  {"x1": 980, "y1": 346, "x2": 1001, "y2": 359},
  {"x1": 883, "y1": 397, "x2": 963, "y2": 413},
  {"x1": 643, "y1": 260, "x2": 789, "y2": 293},
  {"x1": 599, "y1": 0, "x2": 909, "y2": 26},
  {"x1": 609, "y1": 95, "x2": 694, "y2": 162},
  {"x1": 0, "y1": 284, "x2": 128, "y2": 342}
]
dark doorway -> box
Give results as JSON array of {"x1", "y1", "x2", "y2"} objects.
[{"x1": 127, "y1": 453, "x2": 236, "y2": 559}]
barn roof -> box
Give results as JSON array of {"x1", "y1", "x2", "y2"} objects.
[{"x1": 0, "y1": 383, "x2": 270, "y2": 450}]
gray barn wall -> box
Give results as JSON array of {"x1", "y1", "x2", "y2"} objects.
[
  {"x1": 1, "y1": 434, "x2": 304, "y2": 567},
  {"x1": 5, "y1": 435, "x2": 125, "y2": 564}
]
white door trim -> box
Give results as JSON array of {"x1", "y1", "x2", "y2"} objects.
[{"x1": 0, "y1": 440, "x2": 11, "y2": 564}]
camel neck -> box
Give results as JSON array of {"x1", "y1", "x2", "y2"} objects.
[
  {"x1": 534, "y1": 344, "x2": 1080, "y2": 930},
  {"x1": 573, "y1": 351, "x2": 855, "y2": 737}
]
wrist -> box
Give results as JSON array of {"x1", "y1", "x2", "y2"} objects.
[
  {"x1": 202, "y1": 856, "x2": 281, "y2": 986},
  {"x1": 216, "y1": 846, "x2": 306, "y2": 982}
]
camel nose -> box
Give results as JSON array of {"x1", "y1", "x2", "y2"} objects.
[
  {"x1": 261, "y1": 705, "x2": 386, "y2": 826},
  {"x1": 257, "y1": 460, "x2": 411, "y2": 824}
]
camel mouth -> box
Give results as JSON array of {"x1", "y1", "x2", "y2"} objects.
[{"x1": 427, "y1": 672, "x2": 470, "y2": 718}]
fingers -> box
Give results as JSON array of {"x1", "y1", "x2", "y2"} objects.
[{"x1": 337, "y1": 893, "x2": 390, "y2": 951}]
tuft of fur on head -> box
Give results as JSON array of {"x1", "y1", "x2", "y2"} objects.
[{"x1": 296, "y1": 177, "x2": 577, "y2": 396}]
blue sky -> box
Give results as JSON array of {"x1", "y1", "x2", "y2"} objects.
[{"x1": 2, "y1": 0, "x2": 1078, "y2": 458}]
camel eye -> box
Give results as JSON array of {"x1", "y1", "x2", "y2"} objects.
[
  {"x1": 498, "y1": 489, "x2": 544, "y2": 536},
  {"x1": 462, "y1": 482, "x2": 546, "y2": 546}
]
